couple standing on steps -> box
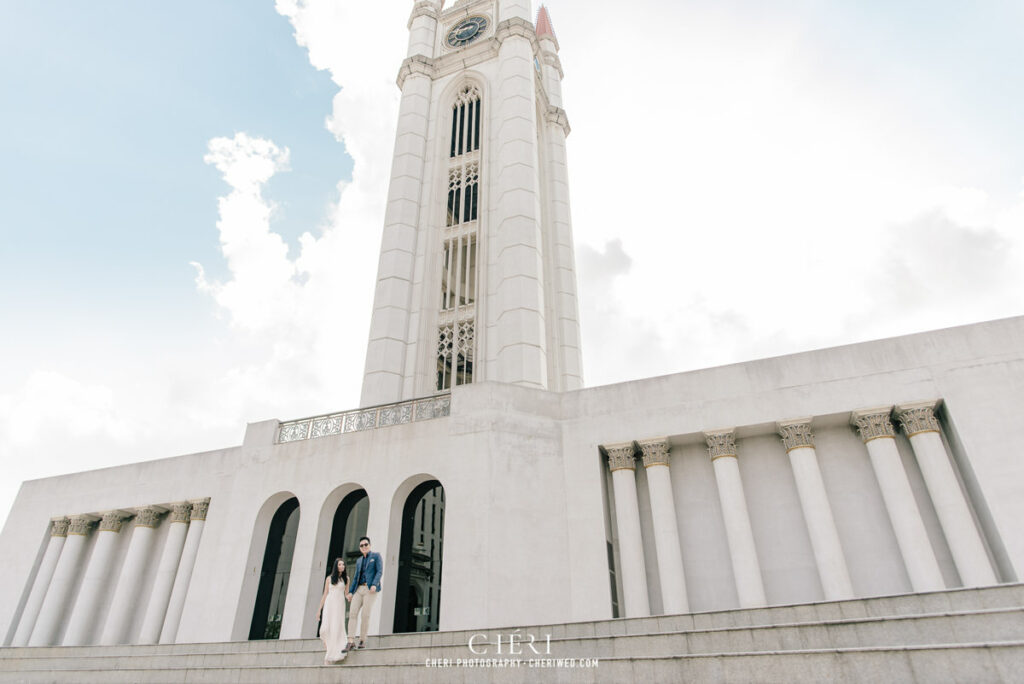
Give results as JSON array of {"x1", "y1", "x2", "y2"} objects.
[{"x1": 317, "y1": 536, "x2": 384, "y2": 665}]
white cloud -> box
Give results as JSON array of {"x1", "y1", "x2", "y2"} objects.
[{"x1": 2, "y1": 1, "x2": 1023, "y2": 528}]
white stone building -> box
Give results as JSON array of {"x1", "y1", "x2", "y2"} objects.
[{"x1": 2, "y1": 0, "x2": 1022, "y2": 660}]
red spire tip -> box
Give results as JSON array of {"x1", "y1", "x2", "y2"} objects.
[{"x1": 535, "y1": 5, "x2": 556, "y2": 40}]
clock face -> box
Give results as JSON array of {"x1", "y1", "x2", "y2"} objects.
[{"x1": 446, "y1": 16, "x2": 489, "y2": 48}]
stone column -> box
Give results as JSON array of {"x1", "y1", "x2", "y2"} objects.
[
  {"x1": 604, "y1": 443, "x2": 650, "y2": 617},
  {"x1": 359, "y1": 14, "x2": 436, "y2": 406},
  {"x1": 63, "y1": 511, "x2": 131, "y2": 646},
  {"x1": 490, "y1": 17, "x2": 550, "y2": 390},
  {"x1": 777, "y1": 420, "x2": 854, "y2": 600},
  {"x1": 706, "y1": 430, "x2": 766, "y2": 608},
  {"x1": 13, "y1": 518, "x2": 69, "y2": 646},
  {"x1": 29, "y1": 515, "x2": 96, "y2": 646},
  {"x1": 138, "y1": 502, "x2": 192, "y2": 644},
  {"x1": 852, "y1": 409, "x2": 944, "y2": 592},
  {"x1": 895, "y1": 403, "x2": 997, "y2": 587},
  {"x1": 100, "y1": 506, "x2": 166, "y2": 645},
  {"x1": 160, "y1": 498, "x2": 209, "y2": 643},
  {"x1": 637, "y1": 438, "x2": 689, "y2": 614}
]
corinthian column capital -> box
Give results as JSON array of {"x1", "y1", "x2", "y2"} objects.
[
  {"x1": 851, "y1": 408, "x2": 896, "y2": 443},
  {"x1": 50, "y1": 517, "x2": 70, "y2": 538},
  {"x1": 133, "y1": 506, "x2": 167, "y2": 528},
  {"x1": 637, "y1": 438, "x2": 671, "y2": 468},
  {"x1": 98, "y1": 511, "x2": 131, "y2": 533},
  {"x1": 189, "y1": 498, "x2": 211, "y2": 521},
  {"x1": 67, "y1": 515, "x2": 98, "y2": 537},
  {"x1": 603, "y1": 442, "x2": 637, "y2": 472},
  {"x1": 777, "y1": 420, "x2": 815, "y2": 452},
  {"x1": 895, "y1": 402, "x2": 941, "y2": 437},
  {"x1": 705, "y1": 430, "x2": 737, "y2": 460},
  {"x1": 169, "y1": 502, "x2": 192, "y2": 524}
]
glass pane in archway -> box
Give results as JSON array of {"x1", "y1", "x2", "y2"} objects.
[
  {"x1": 249, "y1": 497, "x2": 300, "y2": 640},
  {"x1": 393, "y1": 481, "x2": 444, "y2": 633}
]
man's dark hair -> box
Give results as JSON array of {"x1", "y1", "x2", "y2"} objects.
[{"x1": 359, "y1": 536, "x2": 371, "y2": 545}]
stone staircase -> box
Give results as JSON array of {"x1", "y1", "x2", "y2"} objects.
[{"x1": 3, "y1": 584, "x2": 1023, "y2": 683}]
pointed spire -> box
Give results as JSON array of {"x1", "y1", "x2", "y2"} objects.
[{"x1": 535, "y1": 5, "x2": 556, "y2": 40}]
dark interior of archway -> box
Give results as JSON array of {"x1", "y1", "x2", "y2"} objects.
[
  {"x1": 249, "y1": 497, "x2": 299, "y2": 640},
  {"x1": 393, "y1": 480, "x2": 445, "y2": 633}
]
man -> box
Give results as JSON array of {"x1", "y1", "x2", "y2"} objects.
[{"x1": 345, "y1": 536, "x2": 383, "y2": 652}]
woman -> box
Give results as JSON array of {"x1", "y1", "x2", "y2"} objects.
[{"x1": 317, "y1": 558, "x2": 349, "y2": 664}]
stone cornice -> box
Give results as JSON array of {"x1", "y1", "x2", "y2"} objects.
[
  {"x1": 777, "y1": 420, "x2": 814, "y2": 452},
  {"x1": 408, "y1": 1, "x2": 440, "y2": 29},
  {"x1": 189, "y1": 498, "x2": 211, "y2": 521},
  {"x1": 50, "y1": 517, "x2": 70, "y2": 538},
  {"x1": 851, "y1": 408, "x2": 896, "y2": 443},
  {"x1": 494, "y1": 18, "x2": 540, "y2": 53},
  {"x1": 895, "y1": 401, "x2": 941, "y2": 437},
  {"x1": 541, "y1": 51, "x2": 563, "y2": 79},
  {"x1": 705, "y1": 430, "x2": 737, "y2": 460},
  {"x1": 397, "y1": 55, "x2": 438, "y2": 90},
  {"x1": 545, "y1": 106, "x2": 571, "y2": 136},
  {"x1": 637, "y1": 438, "x2": 671, "y2": 468},
  {"x1": 603, "y1": 442, "x2": 637, "y2": 472}
]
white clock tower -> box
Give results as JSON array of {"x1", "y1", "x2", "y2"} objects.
[{"x1": 360, "y1": 0, "x2": 583, "y2": 406}]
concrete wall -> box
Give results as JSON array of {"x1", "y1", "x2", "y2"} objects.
[{"x1": 3, "y1": 317, "x2": 1023, "y2": 644}]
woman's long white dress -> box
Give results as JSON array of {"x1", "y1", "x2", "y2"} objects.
[{"x1": 321, "y1": 579, "x2": 348, "y2": 664}]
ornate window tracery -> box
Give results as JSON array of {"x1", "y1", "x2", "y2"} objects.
[{"x1": 437, "y1": 84, "x2": 482, "y2": 392}]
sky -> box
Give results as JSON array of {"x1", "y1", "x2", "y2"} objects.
[{"x1": 1, "y1": 0, "x2": 1022, "y2": 529}]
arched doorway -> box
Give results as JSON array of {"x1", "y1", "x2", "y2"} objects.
[
  {"x1": 393, "y1": 480, "x2": 444, "y2": 633},
  {"x1": 318, "y1": 490, "x2": 368, "y2": 634},
  {"x1": 249, "y1": 497, "x2": 299, "y2": 640}
]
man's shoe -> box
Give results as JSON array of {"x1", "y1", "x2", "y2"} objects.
[{"x1": 358, "y1": 641, "x2": 366, "y2": 649}]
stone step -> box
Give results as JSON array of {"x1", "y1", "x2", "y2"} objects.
[
  {"x1": 1, "y1": 642, "x2": 1022, "y2": 684},
  {"x1": 3, "y1": 606, "x2": 1021, "y2": 672},
  {"x1": 6, "y1": 581, "x2": 1022, "y2": 660},
  {"x1": 3, "y1": 584, "x2": 1022, "y2": 683}
]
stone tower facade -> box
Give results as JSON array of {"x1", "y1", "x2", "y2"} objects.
[{"x1": 360, "y1": 0, "x2": 583, "y2": 407}]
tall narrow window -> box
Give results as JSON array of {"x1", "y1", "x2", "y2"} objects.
[
  {"x1": 439, "y1": 84, "x2": 482, "y2": 392},
  {"x1": 449, "y1": 86, "x2": 481, "y2": 158}
]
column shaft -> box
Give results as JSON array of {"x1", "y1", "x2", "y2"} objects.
[
  {"x1": 854, "y1": 409, "x2": 944, "y2": 592},
  {"x1": 139, "y1": 504, "x2": 191, "y2": 644},
  {"x1": 611, "y1": 470, "x2": 650, "y2": 617},
  {"x1": 63, "y1": 512, "x2": 129, "y2": 646},
  {"x1": 712, "y1": 456, "x2": 767, "y2": 607},
  {"x1": 604, "y1": 443, "x2": 649, "y2": 618},
  {"x1": 897, "y1": 405, "x2": 997, "y2": 586},
  {"x1": 13, "y1": 519, "x2": 68, "y2": 646},
  {"x1": 29, "y1": 522, "x2": 92, "y2": 646},
  {"x1": 101, "y1": 508, "x2": 164, "y2": 645},
  {"x1": 160, "y1": 499, "x2": 209, "y2": 643},
  {"x1": 638, "y1": 438, "x2": 688, "y2": 614},
  {"x1": 645, "y1": 466, "x2": 689, "y2": 613},
  {"x1": 788, "y1": 446, "x2": 854, "y2": 600}
]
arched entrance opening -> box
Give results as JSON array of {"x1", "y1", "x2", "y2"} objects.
[
  {"x1": 317, "y1": 490, "x2": 368, "y2": 634},
  {"x1": 393, "y1": 480, "x2": 444, "y2": 633},
  {"x1": 249, "y1": 497, "x2": 299, "y2": 640}
]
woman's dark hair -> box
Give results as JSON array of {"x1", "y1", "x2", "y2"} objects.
[{"x1": 330, "y1": 557, "x2": 348, "y2": 586}]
